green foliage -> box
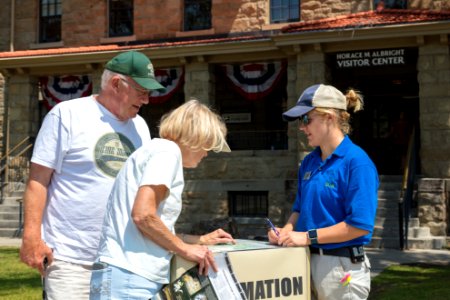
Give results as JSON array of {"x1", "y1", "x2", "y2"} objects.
[
  {"x1": 0, "y1": 247, "x2": 42, "y2": 300},
  {"x1": 369, "y1": 263, "x2": 450, "y2": 300}
]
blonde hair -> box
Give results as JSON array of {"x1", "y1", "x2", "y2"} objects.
[
  {"x1": 159, "y1": 99, "x2": 230, "y2": 152},
  {"x1": 315, "y1": 88, "x2": 363, "y2": 135}
]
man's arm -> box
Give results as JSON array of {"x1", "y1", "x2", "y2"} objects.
[{"x1": 20, "y1": 163, "x2": 54, "y2": 276}]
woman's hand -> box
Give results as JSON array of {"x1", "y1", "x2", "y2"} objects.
[
  {"x1": 267, "y1": 227, "x2": 282, "y2": 245},
  {"x1": 182, "y1": 244, "x2": 217, "y2": 275},
  {"x1": 278, "y1": 231, "x2": 308, "y2": 247},
  {"x1": 199, "y1": 228, "x2": 235, "y2": 245}
]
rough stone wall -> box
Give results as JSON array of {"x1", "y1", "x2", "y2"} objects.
[
  {"x1": 7, "y1": 75, "x2": 39, "y2": 146},
  {"x1": 301, "y1": 0, "x2": 371, "y2": 21},
  {"x1": 0, "y1": 1, "x2": 11, "y2": 51},
  {"x1": 409, "y1": 0, "x2": 450, "y2": 10},
  {"x1": 11, "y1": 1, "x2": 37, "y2": 51},
  {"x1": 293, "y1": 50, "x2": 326, "y2": 160},
  {"x1": 214, "y1": 0, "x2": 267, "y2": 33},
  {"x1": 183, "y1": 62, "x2": 211, "y2": 104},
  {"x1": 417, "y1": 178, "x2": 447, "y2": 236},
  {"x1": 62, "y1": 2, "x2": 106, "y2": 46},
  {"x1": 417, "y1": 43, "x2": 450, "y2": 178}
]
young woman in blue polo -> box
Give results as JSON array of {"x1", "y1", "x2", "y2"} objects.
[{"x1": 268, "y1": 84, "x2": 379, "y2": 300}]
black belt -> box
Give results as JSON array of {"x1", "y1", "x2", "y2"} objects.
[{"x1": 309, "y1": 245, "x2": 363, "y2": 258}]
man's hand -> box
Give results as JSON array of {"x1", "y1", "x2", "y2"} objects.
[{"x1": 20, "y1": 239, "x2": 53, "y2": 276}]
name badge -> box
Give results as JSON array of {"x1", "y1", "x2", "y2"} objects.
[{"x1": 303, "y1": 171, "x2": 311, "y2": 180}]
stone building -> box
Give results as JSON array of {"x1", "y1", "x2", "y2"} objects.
[{"x1": 0, "y1": 0, "x2": 449, "y2": 246}]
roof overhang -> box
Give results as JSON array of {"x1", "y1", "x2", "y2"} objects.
[{"x1": 0, "y1": 19, "x2": 449, "y2": 76}]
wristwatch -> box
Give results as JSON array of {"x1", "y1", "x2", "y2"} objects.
[{"x1": 307, "y1": 229, "x2": 319, "y2": 245}]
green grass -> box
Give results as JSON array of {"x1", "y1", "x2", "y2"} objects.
[
  {"x1": 369, "y1": 263, "x2": 450, "y2": 300},
  {"x1": 0, "y1": 247, "x2": 42, "y2": 300}
]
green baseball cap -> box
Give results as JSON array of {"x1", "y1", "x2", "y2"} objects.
[{"x1": 105, "y1": 51, "x2": 165, "y2": 92}]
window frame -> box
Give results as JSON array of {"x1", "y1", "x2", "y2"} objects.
[
  {"x1": 39, "y1": 0, "x2": 62, "y2": 43},
  {"x1": 228, "y1": 191, "x2": 269, "y2": 218},
  {"x1": 108, "y1": 0, "x2": 134, "y2": 38},
  {"x1": 373, "y1": 0, "x2": 407, "y2": 9},
  {"x1": 183, "y1": 0, "x2": 212, "y2": 32},
  {"x1": 270, "y1": 0, "x2": 300, "y2": 24}
]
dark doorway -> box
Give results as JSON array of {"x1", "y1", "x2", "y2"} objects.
[{"x1": 327, "y1": 48, "x2": 420, "y2": 175}]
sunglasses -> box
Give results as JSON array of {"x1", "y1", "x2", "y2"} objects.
[{"x1": 299, "y1": 114, "x2": 312, "y2": 126}]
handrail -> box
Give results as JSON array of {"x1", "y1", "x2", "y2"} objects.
[
  {"x1": 0, "y1": 143, "x2": 33, "y2": 173},
  {"x1": 0, "y1": 136, "x2": 31, "y2": 162},
  {"x1": 0, "y1": 135, "x2": 33, "y2": 190},
  {"x1": 399, "y1": 126, "x2": 417, "y2": 250}
]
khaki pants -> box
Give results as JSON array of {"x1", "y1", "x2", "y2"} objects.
[
  {"x1": 44, "y1": 259, "x2": 92, "y2": 300},
  {"x1": 310, "y1": 254, "x2": 371, "y2": 300}
]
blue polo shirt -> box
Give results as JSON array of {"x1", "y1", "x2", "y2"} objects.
[{"x1": 292, "y1": 135, "x2": 379, "y2": 249}]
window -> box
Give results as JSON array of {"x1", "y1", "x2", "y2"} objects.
[
  {"x1": 108, "y1": 0, "x2": 133, "y2": 37},
  {"x1": 374, "y1": 0, "x2": 407, "y2": 9},
  {"x1": 270, "y1": 0, "x2": 300, "y2": 24},
  {"x1": 183, "y1": 0, "x2": 212, "y2": 31},
  {"x1": 215, "y1": 62, "x2": 288, "y2": 151},
  {"x1": 39, "y1": 0, "x2": 61, "y2": 43},
  {"x1": 228, "y1": 191, "x2": 268, "y2": 217}
]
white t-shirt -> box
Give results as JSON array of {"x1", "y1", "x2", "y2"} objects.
[
  {"x1": 31, "y1": 95, "x2": 151, "y2": 265},
  {"x1": 97, "y1": 138, "x2": 184, "y2": 284}
]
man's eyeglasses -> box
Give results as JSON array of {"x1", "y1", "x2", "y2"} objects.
[
  {"x1": 299, "y1": 114, "x2": 312, "y2": 126},
  {"x1": 120, "y1": 78, "x2": 151, "y2": 97}
]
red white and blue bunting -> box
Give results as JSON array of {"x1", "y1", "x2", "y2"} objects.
[
  {"x1": 221, "y1": 61, "x2": 286, "y2": 100},
  {"x1": 149, "y1": 67, "x2": 185, "y2": 104},
  {"x1": 40, "y1": 75, "x2": 92, "y2": 110}
]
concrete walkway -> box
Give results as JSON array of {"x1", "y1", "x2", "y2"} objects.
[
  {"x1": 365, "y1": 247, "x2": 450, "y2": 277},
  {"x1": 1, "y1": 237, "x2": 449, "y2": 278}
]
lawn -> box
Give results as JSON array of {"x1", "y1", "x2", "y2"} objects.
[
  {"x1": 0, "y1": 247, "x2": 42, "y2": 300},
  {"x1": 369, "y1": 263, "x2": 450, "y2": 300},
  {"x1": 1, "y1": 246, "x2": 450, "y2": 299}
]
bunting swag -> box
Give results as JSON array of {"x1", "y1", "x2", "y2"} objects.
[
  {"x1": 40, "y1": 75, "x2": 92, "y2": 110},
  {"x1": 221, "y1": 61, "x2": 286, "y2": 100},
  {"x1": 149, "y1": 67, "x2": 185, "y2": 104}
]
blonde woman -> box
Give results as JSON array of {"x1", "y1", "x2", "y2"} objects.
[
  {"x1": 270, "y1": 84, "x2": 379, "y2": 300},
  {"x1": 90, "y1": 99, "x2": 234, "y2": 299}
]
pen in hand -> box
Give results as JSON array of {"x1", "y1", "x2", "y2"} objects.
[{"x1": 266, "y1": 218, "x2": 280, "y2": 237}]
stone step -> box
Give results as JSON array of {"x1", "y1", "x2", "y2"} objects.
[
  {"x1": 406, "y1": 237, "x2": 447, "y2": 250},
  {"x1": 0, "y1": 219, "x2": 20, "y2": 228},
  {"x1": 378, "y1": 175, "x2": 403, "y2": 182},
  {"x1": 0, "y1": 211, "x2": 21, "y2": 221},
  {"x1": 377, "y1": 190, "x2": 401, "y2": 199},
  {"x1": 0, "y1": 204, "x2": 20, "y2": 213},
  {"x1": 1, "y1": 196, "x2": 23, "y2": 206},
  {"x1": 408, "y1": 226, "x2": 431, "y2": 238},
  {"x1": 0, "y1": 182, "x2": 26, "y2": 198},
  {"x1": 0, "y1": 227, "x2": 21, "y2": 238},
  {"x1": 375, "y1": 207, "x2": 399, "y2": 218},
  {"x1": 378, "y1": 181, "x2": 402, "y2": 191},
  {"x1": 375, "y1": 217, "x2": 419, "y2": 228},
  {"x1": 377, "y1": 198, "x2": 400, "y2": 209},
  {"x1": 373, "y1": 225, "x2": 399, "y2": 237},
  {"x1": 368, "y1": 237, "x2": 401, "y2": 249}
]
